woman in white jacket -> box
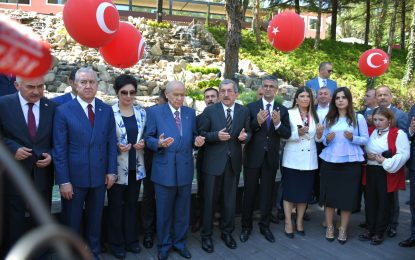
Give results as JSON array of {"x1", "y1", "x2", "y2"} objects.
[{"x1": 281, "y1": 87, "x2": 324, "y2": 238}]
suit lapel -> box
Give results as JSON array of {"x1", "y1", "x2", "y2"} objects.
[
  {"x1": 91, "y1": 99, "x2": 105, "y2": 143},
  {"x1": 70, "y1": 99, "x2": 92, "y2": 132},
  {"x1": 13, "y1": 93, "x2": 32, "y2": 144},
  {"x1": 36, "y1": 98, "x2": 51, "y2": 142},
  {"x1": 162, "y1": 104, "x2": 179, "y2": 136}
]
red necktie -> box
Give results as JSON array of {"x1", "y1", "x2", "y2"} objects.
[
  {"x1": 27, "y1": 103, "x2": 36, "y2": 141},
  {"x1": 174, "y1": 111, "x2": 181, "y2": 131},
  {"x1": 87, "y1": 104, "x2": 94, "y2": 127}
]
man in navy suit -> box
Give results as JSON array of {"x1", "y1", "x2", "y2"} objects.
[
  {"x1": 53, "y1": 67, "x2": 117, "y2": 259},
  {"x1": 0, "y1": 73, "x2": 16, "y2": 96},
  {"x1": 306, "y1": 62, "x2": 337, "y2": 99},
  {"x1": 52, "y1": 68, "x2": 78, "y2": 105},
  {"x1": 198, "y1": 79, "x2": 251, "y2": 253},
  {"x1": 145, "y1": 81, "x2": 205, "y2": 260},
  {"x1": 0, "y1": 76, "x2": 57, "y2": 256},
  {"x1": 399, "y1": 106, "x2": 415, "y2": 247},
  {"x1": 375, "y1": 85, "x2": 408, "y2": 238}
]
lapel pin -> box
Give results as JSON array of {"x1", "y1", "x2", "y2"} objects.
[
  {"x1": 45, "y1": 103, "x2": 48, "y2": 107},
  {"x1": 99, "y1": 108, "x2": 102, "y2": 112}
]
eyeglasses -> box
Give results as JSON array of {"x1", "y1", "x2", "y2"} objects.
[
  {"x1": 263, "y1": 84, "x2": 276, "y2": 89},
  {"x1": 327, "y1": 70, "x2": 334, "y2": 73},
  {"x1": 120, "y1": 90, "x2": 137, "y2": 96}
]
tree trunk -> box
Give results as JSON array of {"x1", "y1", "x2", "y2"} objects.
[
  {"x1": 364, "y1": 0, "x2": 370, "y2": 46},
  {"x1": 242, "y1": 0, "x2": 249, "y2": 21},
  {"x1": 401, "y1": 0, "x2": 406, "y2": 49},
  {"x1": 252, "y1": 0, "x2": 261, "y2": 45},
  {"x1": 387, "y1": 0, "x2": 399, "y2": 57},
  {"x1": 374, "y1": 0, "x2": 389, "y2": 48},
  {"x1": 157, "y1": 0, "x2": 163, "y2": 22},
  {"x1": 314, "y1": 0, "x2": 322, "y2": 50},
  {"x1": 401, "y1": 0, "x2": 415, "y2": 87},
  {"x1": 225, "y1": 0, "x2": 243, "y2": 80},
  {"x1": 295, "y1": 0, "x2": 300, "y2": 14},
  {"x1": 330, "y1": 0, "x2": 338, "y2": 40}
]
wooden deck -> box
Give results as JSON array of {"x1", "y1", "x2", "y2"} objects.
[{"x1": 98, "y1": 183, "x2": 415, "y2": 260}]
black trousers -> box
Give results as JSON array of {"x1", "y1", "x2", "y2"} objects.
[
  {"x1": 241, "y1": 155, "x2": 276, "y2": 229},
  {"x1": 107, "y1": 171, "x2": 141, "y2": 247},
  {"x1": 141, "y1": 168, "x2": 156, "y2": 235},
  {"x1": 364, "y1": 165, "x2": 393, "y2": 237},
  {"x1": 201, "y1": 159, "x2": 239, "y2": 237}
]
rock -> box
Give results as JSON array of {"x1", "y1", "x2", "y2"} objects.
[
  {"x1": 173, "y1": 63, "x2": 183, "y2": 73},
  {"x1": 44, "y1": 72, "x2": 56, "y2": 83},
  {"x1": 99, "y1": 71, "x2": 112, "y2": 82},
  {"x1": 193, "y1": 100, "x2": 206, "y2": 113},
  {"x1": 151, "y1": 86, "x2": 160, "y2": 95},
  {"x1": 139, "y1": 85, "x2": 148, "y2": 91},
  {"x1": 147, "y1": 81, "x2": 157, "y2": 88},
  {"x1": 98, "y1": 81, "x2": 108, "y2": 93},
  {"x1": 96, "y1": 64, "x2": 108, "y2": 72},
  {"x1": 150, "y1": 42, "x2": 163, "y2": 56},
  {"x1": 158, "y1": 60, "x2": 168, "y2": 69}
]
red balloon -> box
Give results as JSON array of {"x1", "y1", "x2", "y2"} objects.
[
  {"x1": 63, "y1": 0, "x2": 119, "y2": 48},
  {"x1": 267, "y1": 12, "x2": 305, "y2": 52},
  {"x1": 358, "y1": 49, "x2": 389, "y2": 77},
  {"x1": 0, "y1": 14, "x2": 52, "y2": 78},
  {"x1": 99, "y1": 22, "x2": 145, "y2": 68}
]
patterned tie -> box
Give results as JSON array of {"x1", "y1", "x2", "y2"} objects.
[
  {"x1": 87, "y1": 104, "x2": 94, "y2": 127},
  {"x1": 27, "y1": 103, "x2": 36, "y2": 141},
  {"x1": 174, "y1": 111, "x2": 181, "y2": 132},
  {"x1": 266, "y1": 103, "x2": 271, "y2": 129},
  {"x1": 322, "y1": 79, "x2": 327, "y2": 87},
  {"x1": 226, "y1": 108, "x2": 232, "y2": 133}
]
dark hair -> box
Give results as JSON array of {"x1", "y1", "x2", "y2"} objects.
[
  {"x1": 372, "y1": 107, "x2": 396, "y2": 128},
  {"x1": 69, "y1": 68, "x2": 78, "y2": 82},
  {"x1": 291, "y1": 86, "x2": 319, "y2": 123},
  {"x1": 159, "y1": 89, "x2": 167, "y2": 102},
  {"x1": 319, "y1": 62, "x2": 332, "y2": 71},
  {"x1": 113, "y1": 74, "x2": 137, "y2": 94},
  {"x1": 204, "y1": 87, "x2": 218, "y2": 96},
  {"x1": 262, "y1": 75, "x2": 278, "y2": 87},
  {"x1": 325, "y1": 87, "x2": 356, "y2": 128}
]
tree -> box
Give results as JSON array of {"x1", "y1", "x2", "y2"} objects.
[
  {"x1": 401, "y1": 0, "x2": 406, "y2": 49},
  {"x1": 224, "y1": 0, "x2": 243, "y2": 80},
  {"x1": 364, "y1": 0, "x2": 370, "y2": 46},
  {"x1": 314, "y1": 0, "x2": 323, "y2": 50},
  {"x1": 401, "y1": 0, "x2": 415, "y2": 87},
  {"x1": 252, "y1": 0, "x2": 261, "y2": 45},
  {"x1": 330, "y1": 0, "x2": 338, "y2": 40},
  {"x1": 157, "y1": 0, "x2": 163, "y2": 22},
  {"x1": 373, "y1": 0, "x2": 389, "y2": 48},
  {"x1": 387, "y1": 0, "x2": 399, "y2": 57}
]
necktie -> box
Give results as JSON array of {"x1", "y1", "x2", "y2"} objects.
[
  {"x1": 322, "y1": 79, "x2": 327, "y2": 87},
  {"x1": 27, "y1": 103, "x2": 36, "y2": 141},
  {"x1": 266, "y1": 104, "x2": 271, "y2": 129},
  {"x1": 174, "y1": 111, "x2": 181, "y2": 132},
  {"x1": 87, "y1": 104, "x2": 94, "y2": 127},
  {"x1": 226, "y1": 108, "x2": 232, "y2": 133}
]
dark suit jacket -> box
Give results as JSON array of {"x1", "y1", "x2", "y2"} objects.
[
  {"x1": 390, "y1": 105, "x2": 408, "y2": 131},
  {"x1": 0, "y1": 74, "x2": 16, "y2": 97},
  {"x1": 243, "y1": 100, "x2": 291, "y2": 170},
  {"x1": 0, "y1": 93, "x2": 57, "y2": 195},
  {"x1": 306, "y1": 77, "x2": 337, "y2": 98},
  {"x1": 52, "y1": 92, "x2": 73, "y2": 105},
  {"x1": 407, "y1": 105, "x2": 415, "y2": 171},
  {"x1": 53, "y1": 98, "x2": 117, "y2": 188},
  {"x1": 198, "y1": 102, "x2": 251, "y2": 176},
  {"x1": 145, "y1": 103, "x2": 197, "y2": 187}
]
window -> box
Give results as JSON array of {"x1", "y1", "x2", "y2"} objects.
[
  {"x1": 309, "y1": 17, "x2": 317, "y2": 30},
  {"x1": 0, "y1": 0, "x2": 30, "y2": 4},
  {"x1": 47, "y1": 0, "x2": 66, "y2": 4}
]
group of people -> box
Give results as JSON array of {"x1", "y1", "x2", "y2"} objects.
[{"x1": 0, "y1": 61, "x2": 414, "y2": 260}]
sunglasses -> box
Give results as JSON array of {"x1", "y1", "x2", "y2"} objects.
[
  {"x1": 327, "y1": 70, "x2": 334, "y2": 73},
  {"x1": 120, "y1": 90, "x2": 137, "y2": 96}
]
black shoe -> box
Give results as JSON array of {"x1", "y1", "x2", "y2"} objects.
[
  {"x1": 158, "y1": 252, "x2": 168, "y2": 260},
  {"x1": 239, "y1": 228, "x2": 250, "y2": 243},
  {"x1": 126, "y1": 243, "x2": 141, "y2": 254},
  {"x1": 201, "y1": 237, "x2": 214, "y2": 253},
  {"x1": 399, "y1": 238, "x2": 415, "y2": 247},
  {"x1": 109, "y1": 246, "x2": 126, "y2": 259},
  {"x1": 358, "y1": 231, "x2": 373, "y2": 241},
  {"x1": 296, "y1": 229, "x2": 305, "y2": 236},
  {"x1": 270, "y1": 214, "x2": 280, "y2": 224},
  {"x1": 277, "y1": 211, "x2": 285, "y2": 220},
  {"x1": 221, "y1": 233, "x2": 237, "y2": 249},
  {"x1": 358, "y1": 222, "x2": 368, "y2": 229},
  {"x1": 143, "y1": 233, "x2": 153, "y2": 249},
  {"x1": 303, "y1": 213, "x2": 311, "y2": 221},
  {"x1": 284, "y1": 225, "x2": 294, "y2": 239},
  {"x1": 191, "y1": 218, "x2": 201, "y2": 233},
  {"x1": 174, "y1": 247, "x2": 191, "y2": 259},
  {"x1": 387, "y1": 227, "x2": 397, "y2": 238},
  {"x1": 260, "y1": 227, "x2": 275, "y2": 243},
  {"x1": 370, "y1": 235, "x2": 384, "y2": 246}
]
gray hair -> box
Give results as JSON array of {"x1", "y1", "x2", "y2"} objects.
[
  {"x1": 318, "y1": 86, "x2": 331, "y2": 95},
  {"x1": 74, "y1": 67, "x2": 98, "y2": 83},
  {"x1": 219, "y1": 79, "x2": 238, "y2": 93},
  {"x1": 165, "y1": 80, "x2": 185, "y2": 94},
  {"x1": 261, "y1": 75, "x2": 278, "y2": 87},
  {"x1": 319, "y1": 62, "x2": 332, "y2": 71}
]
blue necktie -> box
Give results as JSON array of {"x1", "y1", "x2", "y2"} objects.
[{"x1": 266, "y1": 104, "x2": 271, "y2": 129}]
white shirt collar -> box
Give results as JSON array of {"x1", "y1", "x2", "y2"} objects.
[
  {"x1": 261, "y1": 97, "x2": 274, "y2": 109},
  {"x1": 168, "y1": 103, "x2": 181, "y2": 115},
  {"x1": 221, "y1": 102, "x2": 235, "y2": 112},
  {"x1": 77, "y1": 96, "x2": 95, "y2": 110},
  {"x1": 18, "y1": 91, "x2": 40, "y2": 107}
]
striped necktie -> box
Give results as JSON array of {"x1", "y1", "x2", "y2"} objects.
[{"x1": 226, "y1": 108, "x2": 232, "y2": 133}]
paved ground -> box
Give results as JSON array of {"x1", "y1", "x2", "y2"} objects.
[{"x1": 98, "y1": 183, "x2": 415, "y2": 260}]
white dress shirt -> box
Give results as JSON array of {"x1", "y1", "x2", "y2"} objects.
[
  {"x1": 18, "y1": 91, "x2": 40, "y2": 127},
  {"x1": 77, "y1": 96, "x2": 95, "y2": 119}
]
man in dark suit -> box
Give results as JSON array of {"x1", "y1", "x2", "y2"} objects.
[
  {"x1": 360, "y1": 88, "x2": 378, "y2": 121},
  {"x1": 192, "y1": 87, "x2": 219, "y2": 233},
  {"x1": 0, "y1": 76, "x2": 57, "y2": 255},
  {"x1": 52, "y1": 68, "x2": 78, "y2": 105},
  {"x1": 53, "y1": 67, "x2": 117, "y2": 260},
  {"x1": 399, "y1": 106, "x2": 415, "y2": 247},
  {"x1": 306, "y1": 62, "x2": 337, "y2": 99},
  {"x1": 145, "y1": 81, "x2": 205, "y2": 260},
  {"x1": 198, "y1": 79, "x2": 251, "y2": 253},
  {"x1": 0, "y1": 73, "x2": 16, "y2": 96},
  {"x1": 240, "y1": 76, "x2": 290, "y2": 243},
  {"x1": 375, "y1": 85, "x2": 408, "y2": 238}
]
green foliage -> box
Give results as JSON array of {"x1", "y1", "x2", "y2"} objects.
[
  {"x1": 186, "y1": 65, "x2": 220, "y2": 75},
  {"x1": 146, "y1": 20, "x2": 172, "y2": 29},
  {"x1": 238, "y1": 90, "x2": 283, "y2": 105},
  {"x1": 207, "y1": 26, "x2": 414, "y2": 111},
  {"x1": 186, "y1": 87, "x2": 204, "y2": 101},
  {"x1": 197, "y1": 79, "x2": 221, "y2": 89}
]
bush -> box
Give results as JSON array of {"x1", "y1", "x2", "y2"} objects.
[
  {"x1": 197, "y1": 79, "x2": 221, "y2": 89},
  {"x1": 186, "y1": 65, "x2": 220, "y2": 75},
  {"x1": 186, "y1": 87, "x2": 204, "y2": 101},
  {"x1": 238, "y1": 90, "x2": 283, "y2": 105},
  {"x1": 147, "y1": 20, "x2": 172, "y2": 29}
]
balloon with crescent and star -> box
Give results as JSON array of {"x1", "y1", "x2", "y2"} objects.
[
  {"x1": 358, "y1": 49, "x2": 389, "y2": 77},
  {"x1": 63, "y1": 0, "x2": 120, "y2": 48},
  {"x1": 267, "y1": 12, "x2": 305, "y2": 52}
]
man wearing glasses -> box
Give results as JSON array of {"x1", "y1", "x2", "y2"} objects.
[{"x1": 306, "y1": 62, "x2": 337, "y2": 99}]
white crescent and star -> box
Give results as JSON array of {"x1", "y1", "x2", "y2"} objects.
[
  {"x1": 137, "y1": 37, "x2": 145, "y2": 60},
  {"x1": 272, "y1": 26, "x2": 279, "y2": 35},
  {"x1": 367, "y1": 52, "x2": 387, "y2": 69},
  {"x1": 96, "y1": 2, "x2": 117, "y2": 34}
]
